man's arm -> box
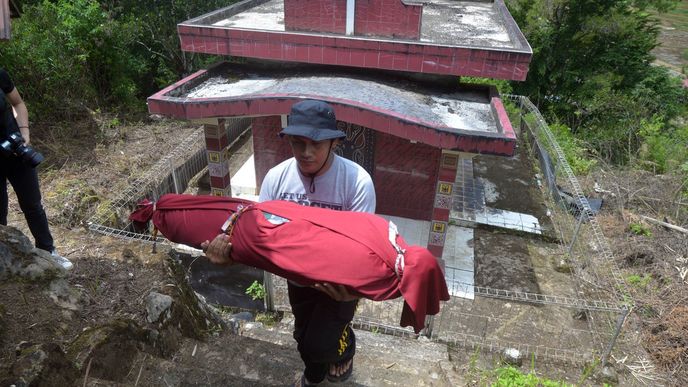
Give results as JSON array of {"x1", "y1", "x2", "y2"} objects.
[
  {"x1": 348, "y1": 167, "x2": 376, "y2": 214},
  {"x1": 7, "y1": 88, "x2": 30, "y2": 145}
]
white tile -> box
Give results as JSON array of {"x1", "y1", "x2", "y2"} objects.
[
  {"x1": 231, "y1": 155, "x2": 257, "y2": 196},
  {"x1": 379, "y1": 215, "x2": 430, "y2": 247}
]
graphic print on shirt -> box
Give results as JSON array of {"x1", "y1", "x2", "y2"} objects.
[{"x1": 278, "y1": 192, "x2": 343, "y2": 210}]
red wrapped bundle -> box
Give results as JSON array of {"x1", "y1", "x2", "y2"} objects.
[
  {"x1": 129, "y1": 194, "x2": 254, "y2": 248},
  {"x1": 130, "y1": 194, "x2": 450, "y2": 333}
]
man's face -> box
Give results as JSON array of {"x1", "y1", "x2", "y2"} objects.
[{"x1": 287, "y1": 135, "x2": 335, "y2": 175}]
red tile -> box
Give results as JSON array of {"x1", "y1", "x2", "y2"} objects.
[
  {"x1": 371, "y1": 114, "x2": 391, "y2": 134},
  {"x1": 210, "y1": 174, "x2": 231, "y2": 189},
  {"x1": 392, "y1": 54, "x2": 408, "y2": 71},
  {"x1": 438, "y1": 167, "x2": 456, "y2": 181},
  {"x1": 432, "y1": 208, "x2": 450, "y2": 222},
  {"x1": 308, "y1": 46, "x2": 323, "y2": 63},
  {"x1": 407, "y1": 55, "x2": 423, "y2": 72},
  {"x1": 336, "y1": 48, "x2": 352, "y2": 65},
  {"x1": 427, "y1": 245, "x2": 443, "y2": 258},
  {"x1": 363, "y1": 51, "x2": 379, "y2": 67},
  {"x1": 217, "y1": 41, "x2": 228, "y2": 55},
  {"x1": 379, "y1": 42, "x2": 399, "y2": 52},
  {"x1": 294, "y1": 45, "x2": 309, "y2": 61},
  {"x1": 254, "y1": 42, "x2": 270, "y2": 58},
  {"x1": 421, "y1": 56, "x2": 439, "y2": 73},
  {"x1": 350, "y1": 50, "x2": 366, "y2": 66},
  {"x1": 345, "y1": 38, "x2": 369, "y2": 49},
  {"x1": 378, "y1": 52, "x2": 395, "y2": 69},
  {"x1": 321, "y1": 36, "x2": 336, "y2": 47},
  {"x1": 407, "y1": 44, "x2": 424, "y2": 54},
  {"x1": 322, "y1": 46, "x2": 338, "y2": 64},
  {"x1": 228, "y1": 29, "x2": 242, "y2": 39}
]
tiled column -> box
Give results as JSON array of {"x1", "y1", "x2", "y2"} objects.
[
  {"x1": 427, "y1": 150, "x2": 461, "y2": 258},
  {"x1": 203, "y1": 118, "x2": 232, "y2": 196}
]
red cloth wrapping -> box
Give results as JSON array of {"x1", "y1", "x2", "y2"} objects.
[
  {"x1": 129, "y1": 194, "x2": 450, "y2": 333},
  {"x1": 129, "y1": 194, "x2": 254, "y2": 248}
]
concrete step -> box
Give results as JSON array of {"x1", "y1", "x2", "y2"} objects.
[
  {"x1": 83, "y1": 320, "x2": 463, "y2": 386},
  {"x1": 97, "y1": 333, "x2": 300, "y2": 386},
  {"x1": 241, "y1": 320, "x2": 464, "y2": 386}
]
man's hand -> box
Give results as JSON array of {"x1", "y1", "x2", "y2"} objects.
[
  {"x1": 201, "y1": 234, "x2": 234, "y2": 265},
  {"x1": 313, "y1": 283, "x2": 359, "y2": 302}
]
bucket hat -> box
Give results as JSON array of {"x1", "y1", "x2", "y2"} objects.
[{"x1": 280, "y1": 100, "x2": 346, "y2": 141}]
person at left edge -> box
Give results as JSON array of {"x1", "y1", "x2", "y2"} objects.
[{"x1": 0, "y1": 67, "x2": 72, "y2": 270}]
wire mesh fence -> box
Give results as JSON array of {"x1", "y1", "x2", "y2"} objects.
[
  {"x1": 86, "y1": 118, "x2": 251, "y2": 244},
  {"x1": 84, "y1": 99, "x2": 629, "y2": 366},
  {"x1": 427, "y1": 94, "x2": 630, "y2": 365}
]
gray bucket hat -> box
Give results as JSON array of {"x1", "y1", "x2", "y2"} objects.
[{"x1": 280, "y1": 100, "x2": 346, "y2": 141}]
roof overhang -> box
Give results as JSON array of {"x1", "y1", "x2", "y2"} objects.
[{"x1": 148, "y1": 62, "x2": 516, "y2": 156}]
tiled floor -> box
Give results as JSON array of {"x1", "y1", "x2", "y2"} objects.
[{"x1": 451, "y1": 157, "x2": 542, "y2": 235}]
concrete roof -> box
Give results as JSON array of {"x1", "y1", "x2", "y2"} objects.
[
  {"x1": 205, "y1": 0, "x2": 528, "y2": 51},
  {"x1": 148, "y1": 62, "x2": 516, "y2": 156},
  {"x1": 176, "y1": 0, "x2": 531, "y2": 80}
]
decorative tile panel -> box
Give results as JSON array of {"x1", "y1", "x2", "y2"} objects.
[
  {"x1": 334, "y1": 121, "x2": 375, "y2": 177},
  {"x1": 208, "y1": 160, "x2": 229, "y2": 177},
  {"x1": 438, "y1": 182, "x2": 453, "y2": 195},
  {"x1": 434, "y1": 194, "x2": 452, "y2": 209},
  {"x1": 429, "y1": 231, "x2": 446, "y2": 246}
]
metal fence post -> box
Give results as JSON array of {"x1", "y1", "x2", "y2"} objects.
[
  {"x1": 263, "y1": 271, "x2": 274, "y2": 311},
  {"x1": 601, "y1": 306, "x2": 629, "y2": 365},
  {"x1": 567, "y1": 211, "x2": 586, "y2": 256}
]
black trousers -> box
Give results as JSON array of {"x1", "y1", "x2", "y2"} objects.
[
  {"x1": 0, "y1": 156, "x2": 54, "y2": 251},
  {"x1": 288, "y1": 282, "x2": 357, "y2": 383}
]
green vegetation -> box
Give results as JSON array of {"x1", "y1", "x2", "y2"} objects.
[
  {"x1": 1, "y1": 0, "x2": 235, "y2": 120},
  {"x1": 255, "y1": 311, "x2": 281, "y2": 326},
  {"x1": 626, "y1": 273, "x2": 653, "y2": 289},
  {"x1": 245, "y1": 280, "x2": 266, "y2": 301},
  {"x1": 629, "y1": 222, "x2": 653, "y2": 236},
  {"x1": 493, "y1": 366, "x2": 572, "y2": 387},
  {"x1": 509, "y1": 0, "x2": 688, "y2": 190}
]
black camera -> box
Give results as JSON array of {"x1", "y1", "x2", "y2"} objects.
[{"x1": 0, "y1": 132, "x2": 45, "y2": 167}]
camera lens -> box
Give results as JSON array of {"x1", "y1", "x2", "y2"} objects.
[{"x1": 16, "y1": 145, "x2": 44, "y2": 167}]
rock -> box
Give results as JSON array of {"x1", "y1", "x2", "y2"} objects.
[
  {"x1": 227, "y1": 311, "x2": 255, "y2": 334},
  {"x1": 5, "y1": 342, "x2": 79, "y2": 387},
  {"x1": 232, "y1": 311, "x2": 255, "y2": 322},
  {"x1": 553, "y1": 257, "x2": 572, "y2": 273},
  {"x1": 145, "y1": 292, "x2": 173, "y2": 323},
  {"x1": 501, "y1": 348, "x2": 523, "y2": 367},
  {"x1": 159, "y1": 251, "x2": 226, "y2": 339},
  {"x1": 0, "y1": 225, "x2": 65, "y2": 281},
  {"x1": 597, "y1": 365, "x2": 618, "y2": 384},
  {"x1": 66, "y1": 319, "x2": 149, "y2": 382},
  {"x1": 47, "y1": 278, "x2": 83, "y2": 311}
]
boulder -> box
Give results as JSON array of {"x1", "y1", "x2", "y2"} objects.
[{"x1": 3, "y1": 342, "x2": 79, "y2": 387}]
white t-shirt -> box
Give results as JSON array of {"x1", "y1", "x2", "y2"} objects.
[{"x1": 259, "y1": 154, "x2": 376, "y2": 213}]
